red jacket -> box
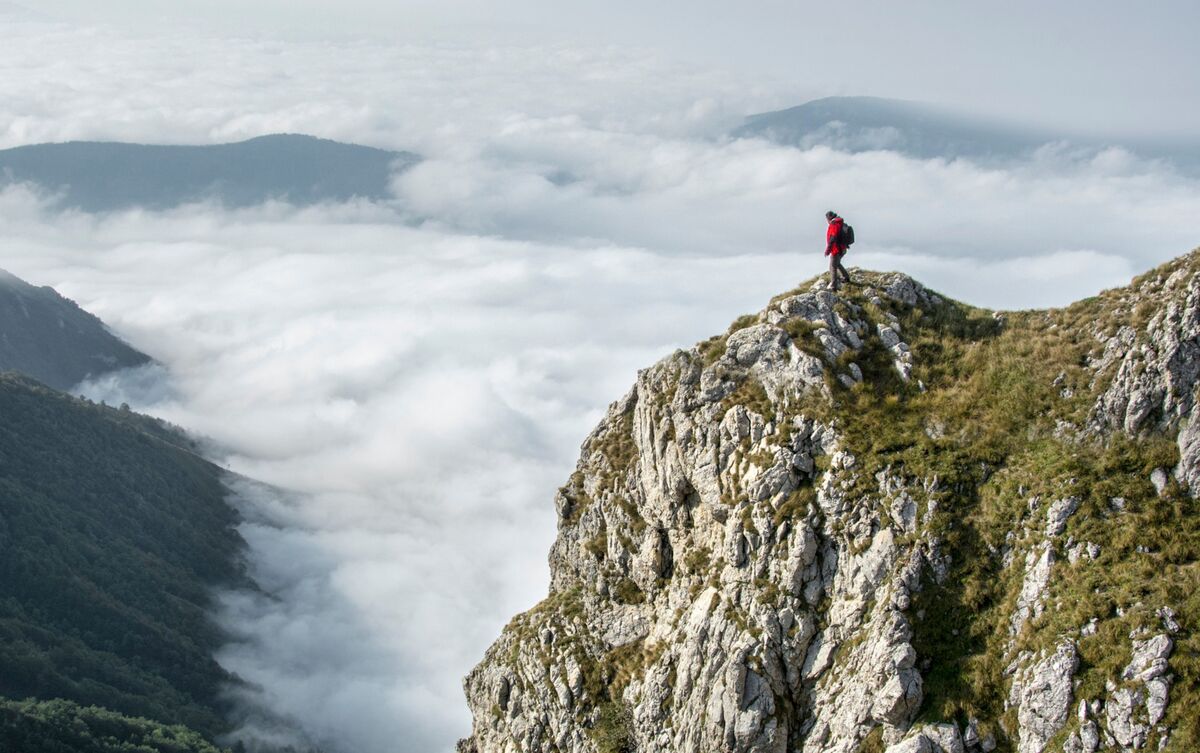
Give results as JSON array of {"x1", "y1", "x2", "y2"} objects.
[{"x1": 826, "y1": 217, "x2": 845, "y2": 256}]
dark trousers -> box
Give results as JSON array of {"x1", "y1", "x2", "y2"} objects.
[{"x1": 829, "y1": 252, "x2": 851, "y2": 290}]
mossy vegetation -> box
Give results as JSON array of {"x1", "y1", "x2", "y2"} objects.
[
  {"x1": 559, "y1": 471, "x2": 592, "y2": 526},
  {"x1": 719, "y1": 377, "x2": 773, "y2": 419},
  {"x1": 590, "y1": 701, "x2": 634, "y2": 753},
  {"x1": 593, "y1": 406, "x2": 638, "y2": 493},
  {"x1": 585, "y1": 530, "x2": 609, "y2": 559},
  {"x1": 683, "y1": 546, "x2": 712, "y2": 575},
  {"x1": 855, "y1": 725, "x2": 885, "y2": 753},
  {"x1": 499, "y1": 587, "x2": 648, "y2": 751},
  {"x1": 698, "y1": 335, "x2": 728, "y2": 367},
  {"x1": 773, "y1": 487, "x2": 816, "y2": 528},
  {"x1": 611, "y1": 577, "x2": 645, "y2": 605},
  {"x1": 783, "y1": 318, "x2": 831, "y2": 360},
  {"x1": 755, "y1": 263, "x2": 1200, "y2": 748},
  {"x1": 598, "y1": 427, "x2": 637, "y2": 478},
  {"x1": 698, "y1": 312, "x2": 760, "y2": 367},
  {"x1": 607, "y1": 640, "x2": 666, "y2": 698},
  {"x1": 615, "y1": 495, "x2": 647, "y2": 537}
]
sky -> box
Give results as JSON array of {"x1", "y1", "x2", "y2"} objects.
[
  {"x1": 18, "y1": 0, "x2": 1200, "y2": 138},
  {"x1": 3, "y1": 3, "x2": 1200, "y2": 753}
]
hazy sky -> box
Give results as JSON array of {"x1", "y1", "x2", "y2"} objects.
[
  {"x1": 20, "y1": 0, "x2": 1200, "y2": 137},
  {"x1": 4, "y1": 5, "x2": 1200, "y2": 753}
]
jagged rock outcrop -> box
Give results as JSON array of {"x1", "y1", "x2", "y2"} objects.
[
  {"x1": 461, "y1": 252, "x2": 1200, "y2": 753},
  {"x1": 1008, "y1": 641, "x2": 1078, "y2": 753}
]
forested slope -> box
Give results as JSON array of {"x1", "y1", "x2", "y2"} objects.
[
  {"x1": 0, "y1": 269, "x2": 151, "y2": 391},
  {"x1": 0, "y1": 372, "x2": 246, "y2": 749}
]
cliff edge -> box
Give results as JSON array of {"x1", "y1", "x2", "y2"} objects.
[{"x1": 460, "y1": 252, "x2": 1200, "y2": 753}]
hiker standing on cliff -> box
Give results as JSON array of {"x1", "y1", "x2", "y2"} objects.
[{"x1": 825, "y1": 211, "x2": 853, "y2": 291}]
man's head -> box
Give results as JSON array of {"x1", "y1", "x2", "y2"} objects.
[{"x1": 825, "y1": 211, "x2": 837, "y2": 221}]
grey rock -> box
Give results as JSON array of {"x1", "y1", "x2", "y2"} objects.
[
  {"x1": 1011, "y1": 544, "x2": 1054, "y2": 635},
  {"x1": 887, "y1": 725, "x2": 964, "y2": 753},
  {"x1": 1080, "y1": 721, "x2": 1100, "y2": 752},
  {"x1": 962, "y1": 719, "x2": 980, "y2": 749},
  {"x1": 878, "y1": 324, "x2": 902, "y2": 349},
  {"x1": 1157, "y1": 606, "x2": 1181, "y2": 633},
  {"x1": 879, "y1": 274, "x2": 933, "y2": 307},
  {"x1": 885, "y1": 735, "x2": 933, "y2": 753},
  {"x1": 1146, "y1": 677, "x2": 1169, "y2": 725},
  {"x1": 1009, "y1": 641, "x2": 1079, "y2": 753},
  {"x1": 1063, "y1": 721, "x2": 1100, "y2": 753},
  {"x1": 1106, "y1": 687, "x2": 1147, "y2": 749},
  {"x1": 460, "y1": 268, "x2": 1192, "y2": 753},
  {"x1": 1045, "y1": 496, "x2": 1080, "y2": 537},
  {"x1": 1151, "y1": 467, "x2": 1169, "y2": 496},
  {"x1": 921, "y1": 723, "x2": 965, "y2": 753},
  {"x1": 1175, "y1": 418, "x2": 1200, "y2": 492},
  {"x1": 801, "y1": 635, "x2": 836, "y2": 681},
  {"x1": 1088, "y1": 268, "x2": 1200, "y2": 494},
  {"x1": 1123, "y1": 634, "x2": 1173, "y2": 681}
]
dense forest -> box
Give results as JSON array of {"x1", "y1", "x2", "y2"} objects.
[
  {"x1": 0, "y1": 698, "x2": 232, "y2": 753},
  {"x1": 0, "y1": 371, "x2": 248, "y2": 749}
]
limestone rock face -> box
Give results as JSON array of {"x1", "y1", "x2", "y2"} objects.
[
  {"x1": 1089, "y1": 267, "x2": 1200, "y2": 434},
  {"x1": 460, "y1": 256, "x2": 1200, "y2": 753},
  {"x1": 1008, "y1": 641, "x2": 1079, "y2": 753},
  {"x1": 1087, "y1": 262, "x2": 1200, "y2": 491},
  {"x1": 460, "y1": 277, "x2": 941, "y2": 753}
]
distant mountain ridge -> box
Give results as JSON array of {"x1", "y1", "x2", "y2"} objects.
[
  {"x1": 0, "y1": 1, "x2": 47, "y2": 20},
  {"x1": 0, "y1": 269, "x2": 151, "y2": 390},
  {"x1": 734, "y1": 96, "x2": 1050, "y2": 159},
  {"x1": 0, "y1": 133, "x2": 417, "y2": 211},
  {"x1": 735, "y1": 96, "x2": 1200, "y2": 172}
]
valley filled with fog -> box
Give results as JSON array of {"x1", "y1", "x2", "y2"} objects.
[{"x1": 4, "y1": 12, "x2": 1200, "y2": 753}]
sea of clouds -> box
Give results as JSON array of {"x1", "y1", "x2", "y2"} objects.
[{"x1": 4, "y1": 11, "x2": 1200, "y2": 753}]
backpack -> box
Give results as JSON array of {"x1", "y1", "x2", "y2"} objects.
[{"x1": 840, "y1": 223, "x2": 855, "y2": 248}]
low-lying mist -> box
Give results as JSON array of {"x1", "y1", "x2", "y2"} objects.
[{"x1": 4, "y1": 15, "x2": 1200, "y2": 753}]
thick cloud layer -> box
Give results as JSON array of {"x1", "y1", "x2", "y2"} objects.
[
  {"x1": 21, "y1": 0, "x2": 1200, "y2": 138},
  {"x1": 4, "y1": 199, "x2": 789, "y2": 751},
  {"x1": 4, "y1": 16, "x2": 1200, "y2": 753}
]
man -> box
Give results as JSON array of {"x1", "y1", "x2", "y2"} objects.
[{"x1": 824, "y1": 210, "x2": 852, "y2": 291}]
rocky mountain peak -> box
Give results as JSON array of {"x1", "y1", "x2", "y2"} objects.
[{"x1": 460, "y1": 253, "x2": 1200, "y2": 753}]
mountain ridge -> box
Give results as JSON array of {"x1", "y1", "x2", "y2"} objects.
[
  {"x1": 0, "y1": 133, "x2": 417, "y2": 211},
  {"x1": 0, "y1": 268, "x2": 151, "y2": 390},
  {"x1": 734, "y1": 96, "x2": 1200, "y2": 173},
  {"x1": 459, "y1": 250, "x2": 1200, "y2": 753}
]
